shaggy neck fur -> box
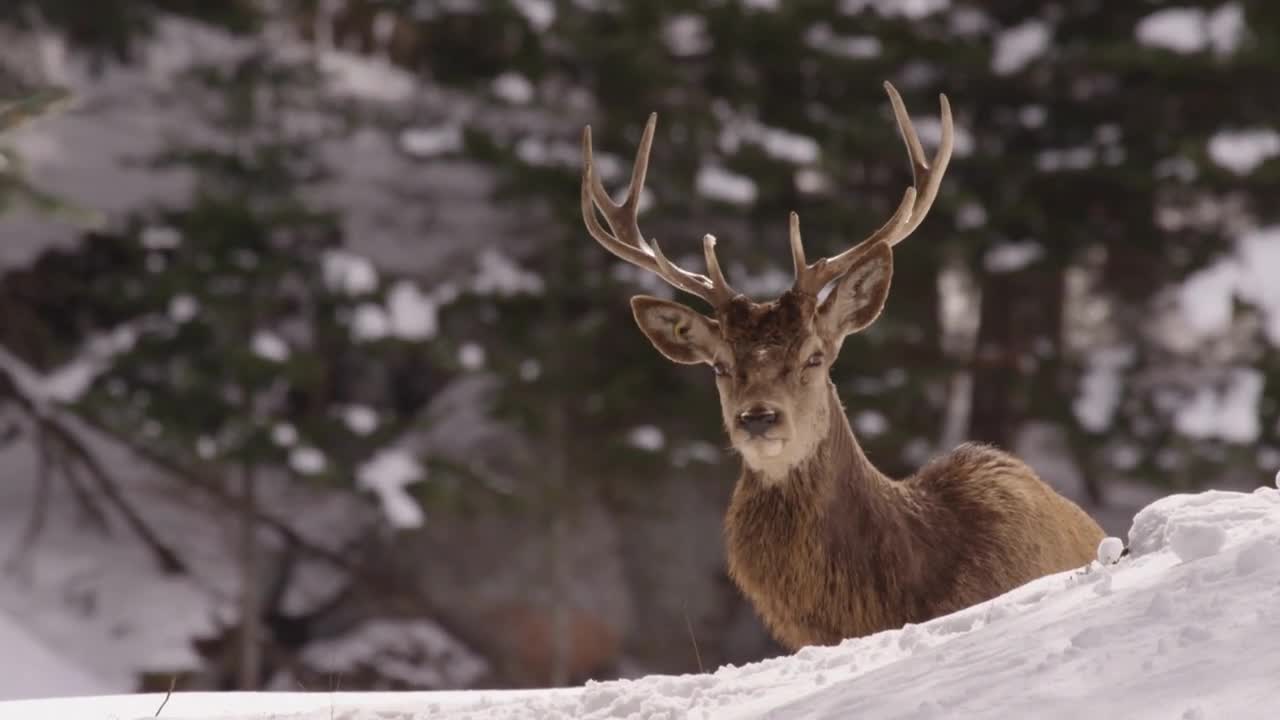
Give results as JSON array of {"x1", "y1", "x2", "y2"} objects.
[
  {"x1": 724, "y1": 376, "x2": 1107, "y2": 652},
  {"x1": 726, "y1": 382, "x2": 935, "y2": 647}
]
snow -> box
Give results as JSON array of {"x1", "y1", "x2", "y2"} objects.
[
  {"x1": 1135, "y1": 4, "x2": 1244, "y2": 56},
  {"x1": 317, "y1": 51, "x2": 416, "y2": 103},
  {"x1": 949, "y1": 7, "x2": 992, "y2": 36},
  {"x1": 300, "y1": 619, "x2": 487, "y2": 688},
  {"x1": 1177, "y1": 260, "x2": 1237, "y2": 338},
  {"x1": 794, "y1": 168, "x2": 828, "y2": 195},
  {"x1": 840, "y1": 0, "x2": 949, "y2": 20},
  {"x1": 0, "y1": 611, "x2": 111, "y2": 700},
  {"x1": 491, "y1": 72, "x2": 534, "y2": 105},
  {"x1": 1019, "y1": 104, "x2": 1047, "y2": 129},
  {"x1": 387, "y1": 281, "x2": 439, "y2": 341},
  {"x1": 11, "y1": 487, "x2": 1280, "y2": 719},
  {"x1": 1173, "y1": 367, "x2": 1263, "y2": 444},
  {"x1": 0, "y1": 398, "x2": 380, "y2": 699},
  {"x1": 470, "y1": 249, "x2": 544, "y2": 296},
  {"x1": 735, "y1": 265, "x2": 792, "y2": 299},
  {"x1": 518, "y1": 358, "x2": 541, "y2": 382},
  {"x1": 343, "y1": 405, "x2": 380, "y2": 436},
  {"x1": 1168, "y1": 521, "x2": 1226, "y2": 563},
  {"x1": 1175, "y1": 225, "x2": 1280, "y2": 347},
  {"x1": 673, "y1": 442, "x2": 721, "y2": 469},
  {"x1": 400, "y1": 125, "x2": 464, "y2": 158},
  {"x1": 754, "y1": 126, "x2": 820, "y2": 166},
  {"x1": 196, "y1": 434, "x2": 218, "y2": 458},
  {"x1": 910, "y1": 114, "x2": 974, "y2": 158},
  {"x1": 168, "y1": 294, "x2": 200, "y2": 323},
  {"x1": 511, "y1": 0, "x2": 556, "y2": 31},
  {"x1": 1036, "y1": 145, "x2": 1096, "y2": 172},
  {"x1": 1073, "y1": 346, "x2": 1132, "y2": 433},
  {"x1": 954, "y1": 201, "x2": 987, "y2": 230},
  {"x1": 323, "y1": 250, "x2": 380, "y2": 296},
  {"x1": 983, "y1": 240, "x2": 1042, "y2": 273},
  {"x1": 1207, "y1": 128, "x2": 1280, "y2": 175},
  {"x1": 357, "y1": 448, "x2": 425, "y2": 529},
  {"x1": 0, "y1": 328, "x2": 136, "y2": 406},
  {"x1": 271, "y1": 422, "x2": 298, "y2": 446},
  {"x1": 1137, "y1": 8, "x2": 1207, "y2": 53},
  {"x1": 626, "y1": 425, "x2": 665, "y2": 452},
  {"x1": 345, "y1": 279, "x2": 446, "y2": 343},
  {"x1": 991, "y1": 20, "x2": 1051, "y2": 76},
  {"x1": 250, "y1": 331, "x2": 290, "y2": 363},
  {"x1": 140, "y1": 225, "x2": 181, "y2": 249},
  {"x1": 696, "y1": 165, "x2": 758, "y2": 206},
  {"x1": 805, "y1": 24, "x2": 881, "y2": 60},
  {"x1": 457, "y1": 343, "x2": 486, "y2": 371},
  {"x1": 717, "y1": 115, "x2": 821, "y2": 166},
  {"x1": 853, "y1": 410, "x2": 888, "y2": 437},
  {"x1": 351, "y1": 303, "x2": 391, "y2": 342},
  {"x1": 0, "y1": 421, "x2": 235, "y2": 693},
  {"x1": 1096, "y1": 536, "x2": 1125, "y2": 565},
  {"x1": 663, "y1": 14, "x2": 712, "y2": 57},
  {"x1": 289, "y1": 445, "x2": 328, "y2": 475}
]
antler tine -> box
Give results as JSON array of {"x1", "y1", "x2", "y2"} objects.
[
  {"x1": 580, "y1": 114, "x2": 738, "y2": 307},
  {"x1": 788, "y1": 212, "x2": 806, "y2": 278},
  {"x1": 882, "y1": 82, "x2": 953, "y2": 245},
  {"x1": 702, "y1": 235, "x2": 736, "y2": 303},
  {"x1": 793, "y1": 82, "x2": 954, "y2": 295}
]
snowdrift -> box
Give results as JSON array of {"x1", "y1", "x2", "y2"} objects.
[{"x1": 4, "y1": 486, "x2": 1279, "y2": 720}]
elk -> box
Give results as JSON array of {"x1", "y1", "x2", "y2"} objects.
[{"x1": 579, "y1": 82, "x2": 1106, "y2": 650}]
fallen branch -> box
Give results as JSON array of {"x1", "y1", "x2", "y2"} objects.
[
  {"x1": 41, "y1": 416, "x2": 187, "y2": 574},
  {"x1": 76, "y1": 413, "x2": 516, "y2": 687},
  {"x1": 53, "y1": 446, "x2": 112, "y2": 533},
  {"x1": 4, "y1": 423, "x2": 52, "y2": 570},
  {"x1": 1, "y1": 356, "x2": 184, "y2": 573}
]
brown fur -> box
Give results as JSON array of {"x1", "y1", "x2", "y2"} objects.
[
  {"x1": 634, "y1": 286, "x2": 1105, "y2": 651},
  {"x1": 588, "y1": 91, "x2": 1102, "y2": 650},
  {"x1": 724, "y1": 384, "x2": 1104, "y2": 650}
]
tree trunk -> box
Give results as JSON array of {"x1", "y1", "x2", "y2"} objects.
[
  {"x1": 545, "y1": 225, "x2": 573, "y2": 689},
  {"x1": 968, "y1": 271, "x2": 1020, "y2": 448},
  {"x1": 238, "y1": 462, "x2": 262, "y2": 689}
]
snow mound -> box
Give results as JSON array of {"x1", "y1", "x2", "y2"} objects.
[{"x1": 5, "y1": 488, "x2": 1280, "y2": 719}]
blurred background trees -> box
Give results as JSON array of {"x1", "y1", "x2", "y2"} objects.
[{"x1": 1, "y1": 0, "x2": 1277, "y2": 696}]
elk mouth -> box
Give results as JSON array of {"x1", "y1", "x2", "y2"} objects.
[{"x1": 738, "y1": 433, "x2": 789, "y2": 459}]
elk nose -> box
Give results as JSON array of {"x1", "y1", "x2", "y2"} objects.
[{"x1": 737, "y1": 406, "x2": 780, "y2": 437}]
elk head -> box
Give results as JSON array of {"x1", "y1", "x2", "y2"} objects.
[{"x1": 581, "y1": 82, "x2": 953, "y2": 482}]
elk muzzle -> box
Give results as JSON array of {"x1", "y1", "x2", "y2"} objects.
[{"x1": 737, "y1": 405, "x2": 782, "y2": 437}]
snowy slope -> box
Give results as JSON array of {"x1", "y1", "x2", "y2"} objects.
[
  {"x1": 4, "y1": 486, "x2": 1279, "y2": 719},
  {"x1": 0, "y1": 611, "x2": 111, "y2": 700}
]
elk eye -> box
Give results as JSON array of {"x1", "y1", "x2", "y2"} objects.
[
  {"x1": 712, "y1": 362, "x2": 728, "y2": 377},
  {"x1": 805, "y1": 352, "x2": 824, "y2": 368}
]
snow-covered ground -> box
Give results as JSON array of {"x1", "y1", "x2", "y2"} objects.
[{"x1": 4, "y1": 484, "x2": 1278, "y2": 719}]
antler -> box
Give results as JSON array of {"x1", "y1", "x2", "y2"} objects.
[
  {"x1": 581, "y1": 113, "x2": 738, "y2": 308},
  {"x1": 792, "y1": 81, "x2": 954, "y2": 296}
]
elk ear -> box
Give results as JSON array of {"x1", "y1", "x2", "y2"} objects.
[
  {"x1": 817, "y1": 241, "x2": 893, "y2": 340},
  {"x1": 631, "y1": 295, "x2": 722, "y2": 365}
]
